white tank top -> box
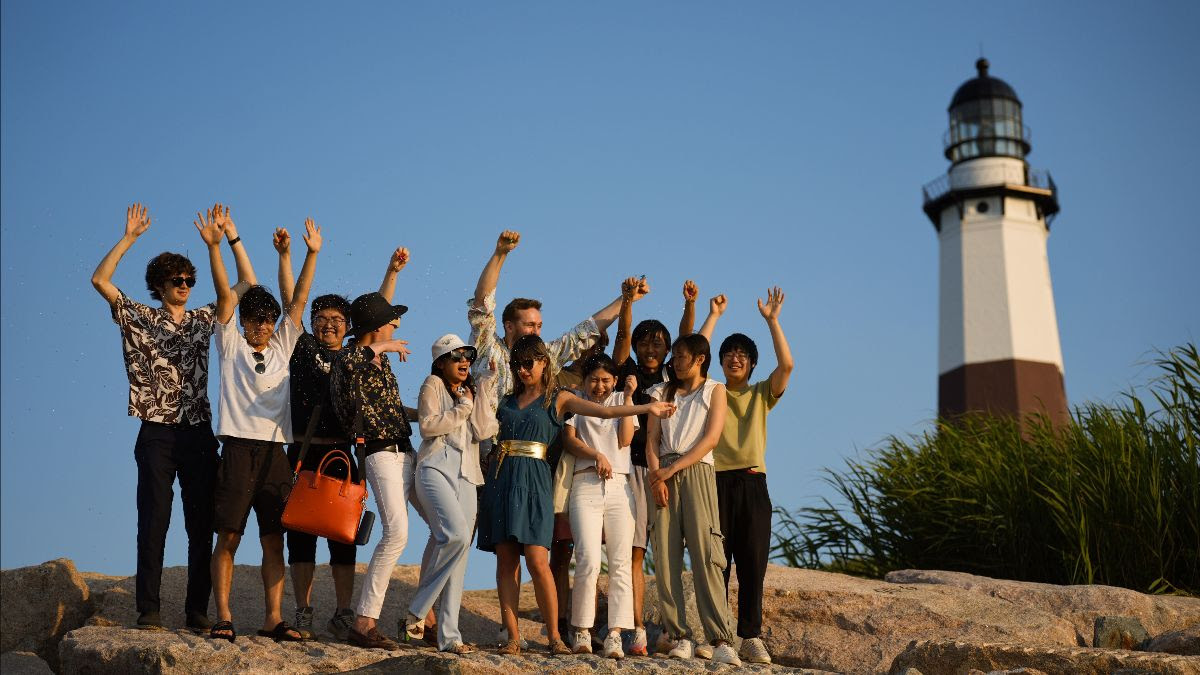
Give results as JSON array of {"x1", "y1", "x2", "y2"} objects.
[{"x1": 648, "y1": 379, "x2": 720, "y2": 465}]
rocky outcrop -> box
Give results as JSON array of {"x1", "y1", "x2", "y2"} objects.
[
  {"x1": 1146, "y1": 625, "x2": 1200, "y2": 656},
  {"x1": 0, "y1": 651, "x2": 55, "y2": 675},
  {"x1": 1, "y1": 559, "x2": 92, "y2": 669},
  {"x1": 887, "y1": 639, "x2": 1200, "y2": 675}
]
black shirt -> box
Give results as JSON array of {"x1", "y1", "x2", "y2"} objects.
[
  {"x1": 289, "y1": 332, "x2": 348, "y2": 440},
  {"x1": 616, "y1": 357, "x2": 669, "y2": 468}
]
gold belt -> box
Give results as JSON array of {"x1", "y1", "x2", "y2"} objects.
[{"x1": 494, "y1": 440, "x2": 548, "y2": 478}]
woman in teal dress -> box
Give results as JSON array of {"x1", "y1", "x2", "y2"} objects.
[{"x1": 478, "y1": 335, "x2": 674, "y2": 655}]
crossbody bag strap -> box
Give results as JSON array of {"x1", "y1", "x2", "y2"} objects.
[
  {"x1": 352, "y1": 411, "x2": 368, "y2": 487},
  {"x1": 292, "y1": 404, "x2": 323, "y2": 483}
]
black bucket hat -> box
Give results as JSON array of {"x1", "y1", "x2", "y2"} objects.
[{"x1": 348, "y1": 292, "x2": 408, "y2": 337}]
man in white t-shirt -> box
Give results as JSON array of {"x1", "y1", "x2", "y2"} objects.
[{"x1": 196, "y1": 213, "x2": 322, "y2": 643}]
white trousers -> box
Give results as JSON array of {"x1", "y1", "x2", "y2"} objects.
[
  {"x1": 408, "y1": 462, "x2": 477, "y2": 649},
  {"x1": 568, "y1": 472, "x2": 634, "y2": 630},
  {"x1": 355, "y1": 450, "x2": 414, "y2": 619}
]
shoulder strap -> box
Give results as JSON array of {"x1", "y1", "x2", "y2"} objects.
[
  {"x1": 291, "y1": 404, "x2": 323, "y2": 480},
  {"x1": 352, "y1": 411, "x2": 367, "y2": 487}
]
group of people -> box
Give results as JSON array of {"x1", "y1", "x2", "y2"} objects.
[{"x1": 93, "y1": 205, "x2": 792, "y2": 666}]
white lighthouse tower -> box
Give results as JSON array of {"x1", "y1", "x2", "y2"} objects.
[{"x1": 922, "y1": 59, "x2": 1068, "y2": 423}]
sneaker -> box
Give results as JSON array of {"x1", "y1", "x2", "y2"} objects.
[
  {"x1": 668, "y1": 638, "x2": 694, "y2": 659},
  {"x1": 601, "y1": 631, "x2": 624, "y2": 659},
  {"x1": 572, "y1": 629, "x2": 592, "y2": 654},
  {"x1": 711, "y1": 642, "x2": 743, "y2": 666},
  {"x1": 293, "y1": 607, "x2": 316, "y2": 641},
  {"x1": 327, "y1": 609, "x2": 354, "y2": 641},
  {"x1": 627, "y1": 627, "x2": 648, "y2": 656},
  {"x1": 694, "y1": 642, "x2": 713, "y2": 659},
  {"x1": 739, "y1": 636, "x2": 772, "y2": 664}
]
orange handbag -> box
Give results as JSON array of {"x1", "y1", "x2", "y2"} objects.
[{"x1": 281, "y1": 448, "x2": 367, "y2": 545}]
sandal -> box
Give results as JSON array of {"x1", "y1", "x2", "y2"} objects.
[
  {"x1": 497, "y1": 638, "x2": 521, "y2": 655},
  {"x1": 401, "y1": 615, "x2": 424, "y2": 643},
  {"x1": 257, "y1": 621, "x2": 304, "y2": 642},
  {"x1": 209, "y1": 620, "x2": 236, "y2": 643},
  {"x1": 548, "y1": 637, "x2": 572, "y2": 655},
  {"x1": 443, "y1": 642, "x2": 477, "y2": 655}
]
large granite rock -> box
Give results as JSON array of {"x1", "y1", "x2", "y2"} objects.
[
  {"x1": 885, "y1": 569, "x2": 1200, "y2": 646},
  {"x1": 1, "y1": 558, "x2": 92, "y2": 668},
  {"x1": 0, "y1": 651, "x2": 55, "y2": 675},
  {"x1": 887, "y1": 639, "x2": 1200, "y2": 675},
  {"x1": 1146, "y1": 625, "x2": 1200, "y2": 656}
]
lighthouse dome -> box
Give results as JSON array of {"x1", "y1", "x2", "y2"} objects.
[{"x1": 944, "y1": 59, "x2": 1030, "y2": 163}]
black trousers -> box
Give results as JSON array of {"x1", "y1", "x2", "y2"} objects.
[
  {"x1": 134, "y1": 421, "x2": 218, "y2": 617},
  {"x1": 716, "y1": 469, "x2": 773, "y2": 639}
]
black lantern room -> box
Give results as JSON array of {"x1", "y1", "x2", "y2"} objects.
[{"x1": 944, "y1": 59, "x2": 1030, "y2": 164}]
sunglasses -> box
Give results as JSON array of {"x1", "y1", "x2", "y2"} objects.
[
  {"x1": 448, "y1": 349, "x2": 475, "y2": 364},
  {"x1": 170, "y1": 276, "x2": 197, "y2": 288},
  {"x1": 252, "y1": 351, "x2": 266, "y2": 374},
  {"x1": 510, "y1": 357, "x2": 543, "y2": 372}
]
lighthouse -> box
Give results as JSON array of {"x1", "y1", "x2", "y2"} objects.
[{"x1": 922, "y1": 59, "x2": 1068, "y2": 423}]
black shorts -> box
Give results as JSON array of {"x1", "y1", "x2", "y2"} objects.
[{"x1": 213, "y1": 437, "x2": 293, "y2": 536}]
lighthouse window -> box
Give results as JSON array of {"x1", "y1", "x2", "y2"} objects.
[{"x1": 976, "y1": 201, "x2": 990, "y2": 213}]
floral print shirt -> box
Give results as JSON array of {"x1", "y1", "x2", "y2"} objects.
[
  {"x1": 330, "y1": 343, "x2": 413, "y2": 449},
  {"x1": 110, "y1": 291, "x2": 216, "y2": 425}
]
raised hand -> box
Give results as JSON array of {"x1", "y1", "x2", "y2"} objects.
[
  {"x1": 495, "y1": 230, "x2": 520, "y2": 255},
  {"x1": 212, "y1": 203, "x2": 238, "y2": 238},
  {"x1": 302, "y1": 218, "x2": 322, "y2": 253},
  {"x1": 125, "y1": 203, "x2": 151, "y2": 239},
  {"x1": 273, "y1": 228, "x2": 291, "y2": 254},
  {"x1": 709, "y1": 293, "x2": 728, "y2": 317},
  {"x1": 682, "y1": 280, "x2": 698, "y2": 303},
  {"x1": 622, "y1": 276, "x2": 649, "y2": 302},
  {"x1": 757, "y1": 286, "x2": 785, "y2": 320},
  {"x1": 193, "y1": 206, "x2": 225, "y2": 246},
  {"x1": 388, "y1": 247, "x2": 410, "y2": 272},
  {"x1": 623, "y1": 374, "x2": 637, "y2": 398}
]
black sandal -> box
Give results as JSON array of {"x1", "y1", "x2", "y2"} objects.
[
  {"x1": 257, "y1": 621, "x2": 305, "y2": 642},
  {"x1": 209, "y1": 620, "x2": 236, "y2": 643}
]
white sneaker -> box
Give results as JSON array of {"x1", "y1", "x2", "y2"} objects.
[
  {"x1": 668, "y1": 638, "x2": 694, "y2": 659},
  {"x1": 627, "y1": 627, "x2": 648, "y2": 656},
  {"x1": 601, "y1": 631, "x2": 624, "y2": 659},
  {"x1": 711, "y1": 642, "x2": 743, "y2": 666},
  {"x1": 694, "y1": 642, "x2": 713, "y2": 659},
  {"x1": 739, "y1": 636, "x2": 772, "y2": 664},
  {"x1": 572, "y1": 629, "x2": 592, "y2": 654}
]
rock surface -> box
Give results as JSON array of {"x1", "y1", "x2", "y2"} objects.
[
  {"x1": 1146, "y1": 625, "x2": 1200, "y2": 656},
  {"x1": 0, "y1": 559, "x2": 92, "y2": 669},
  {"x1": 888, "y1": 639, "x2": 1200, "y2": 675},
  {"x1": 0, "y1": 651, "x2": 55, "y2": 675}
]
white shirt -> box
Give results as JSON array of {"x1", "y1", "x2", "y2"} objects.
[
  {"x1": 214, "y1": 316, "x2": 302, "y2": 443},
  {"x1": 648, "y1": 379, "x2": 721, "y2": 465},
  {"x1": 566, "y1": 391, "x2": 639, "y2": 475}
]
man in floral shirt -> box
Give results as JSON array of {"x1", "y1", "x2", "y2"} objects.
[{"x1": 91, "y1": 202, "x2": 254, "y2": 631}]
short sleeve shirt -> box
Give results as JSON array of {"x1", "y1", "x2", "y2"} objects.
[
  {"x1": 565, "y1": 391, "x2": 638, "y2": 474},
  {"x1": 648, "y1": 379, "x2": 721, "y2": 465},
  {"x1": 110, "y1": 291, "x2": 216, "y2": 424},
  {"x1": 289, "y1": 331, "x2": 347, "y2": 440},
  {"x1": 714, "y1": 379, "x2": 779, "y2": 473},
  {"x1": 214, "y1": 315, "x2": 302, "y2": 442}
]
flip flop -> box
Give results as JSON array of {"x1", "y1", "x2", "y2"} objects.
[
  {"x1": 209, "y1": 620, "x2": 236, "y2": 643},
  {"x1": 257, "y1": 621, "x2": 304, "y2": 642}
]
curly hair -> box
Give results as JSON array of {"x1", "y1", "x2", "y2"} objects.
[{"x1": 144, "y1": 252, "x2": 196, "y2": 301}]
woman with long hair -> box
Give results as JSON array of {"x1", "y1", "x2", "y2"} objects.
[
  {"x1": 645, "y1": 333, "x2": 741, "y2": 666},
  {"x1": 404, "y1": 334, "x2": 496, "y2": 654},
  {"x1": 477, "y1": 335, "x2": 675, "y2": 655}
]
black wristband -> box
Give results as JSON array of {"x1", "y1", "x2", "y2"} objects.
[{"x1": 228, "y1": 236, "x2": 242, "y2": 246}]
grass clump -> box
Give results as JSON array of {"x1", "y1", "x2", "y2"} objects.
[{"x1": 772, "y1": 343, "x2": 1199, "y2": 594}]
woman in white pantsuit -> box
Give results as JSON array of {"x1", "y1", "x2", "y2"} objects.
[{"x1": 403, "y1": 334, "x2": 496, "y2": 653}]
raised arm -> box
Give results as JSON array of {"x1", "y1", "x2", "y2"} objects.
[
  {"x1": 651, "y1": 383, "x2": 727, "y2": 483},
  {"x1": 759, "y1": 286, "x2": 794, "y2": 397},
  {"x1": 617, "y1": 375, "x2": 637, "y2": 447},
  {"x1": 557, "y1": 388, "x2": 674, "y2": 421},
  {"x1": 612, "y1": 276, "x2": 648, "y2": 365},
  {"x1": 379, "y1": 247, "x2": 409, "y2": 302},
  {"x1": 473, "y1": 230, "x2": 519, "y2": 307},
  {"x1": 194, "y1": 207, "x2": 235, "y2": 322},
  {"x1": 273, "y1": 228, "x2": 294, "y2": 309},
  {"x1": 286, "y1": 218, "x2": 321, "y2": 328},
  {"x1": 697, "y1": 293, "x2": 727, "y2": 341},
  {"x1": 92, "y1": 203, "x2": 151, "y2": 306},
  {"x1": 679, "y1": 280, "x2": 698, "y2": 337},
  {"x1": 214, "y1": 204, "x2": 257, "y2": 298}
]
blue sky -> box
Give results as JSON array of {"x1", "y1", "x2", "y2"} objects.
[{"x1": 2, "y1": 2, "x2": 1197, "y2": 592}]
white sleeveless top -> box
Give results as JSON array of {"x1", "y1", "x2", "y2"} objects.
[{"x1": 647, "y1": 379, "x2": 720, "y2": 465}]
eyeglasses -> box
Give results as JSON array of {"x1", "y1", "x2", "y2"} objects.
[
  {"x1": 510, "y1": 358, "x2": 542, "y2": 372},
  {"x1": 170, "y1": 276, "x2": 197, "y2": 288},
  {"x1": 313, "y1": 316, "x2": 347, "y2": 326},
  {"x1": 723, "y1": 351, "x2": 751, "y2": 363},
  {"x1": 448, "y1": 349, "x2": 475, "y2": 364},
  {"x1": 252, "y1": 351, "x2": 266, "y2": 374}
]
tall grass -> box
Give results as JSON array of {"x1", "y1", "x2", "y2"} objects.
[{"x1": 772, "y1": 343, "x2": 1199, "y2": 594}]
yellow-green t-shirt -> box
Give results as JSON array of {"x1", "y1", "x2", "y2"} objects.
[{"x1": 714, "y1": 379, "x2": 779, "y2": 473}]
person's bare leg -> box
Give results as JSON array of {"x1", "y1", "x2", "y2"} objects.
[
  {"x1": 330, "y1": 564, "x2": 354, "y2": 611},
  {"x1": 291, "y1": 562, "x2": 315, "y2": 608},
  {"x1": 260, "y1": 533, "x2": 293, "y2": 634},
  {"x1": 524, "y1": 544, "x2": 560, "y2": 644},
  {"x1": 211, "y1": 531, "x2": 241, "y2": 638},
  {"x1": 631, "y1": 547, "x2": 646, "y2": 628},
  {"x1": 496, "y1": 543, "x2": 522, "y2": 641}
]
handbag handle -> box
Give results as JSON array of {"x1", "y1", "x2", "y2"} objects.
[{"x1": 311, "y1": 449, "x2": 356, "y2": 497}]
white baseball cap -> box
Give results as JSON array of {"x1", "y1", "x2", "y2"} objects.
[{"x1": 431, "y1": 333, "x2": 476, "y2": 362}]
